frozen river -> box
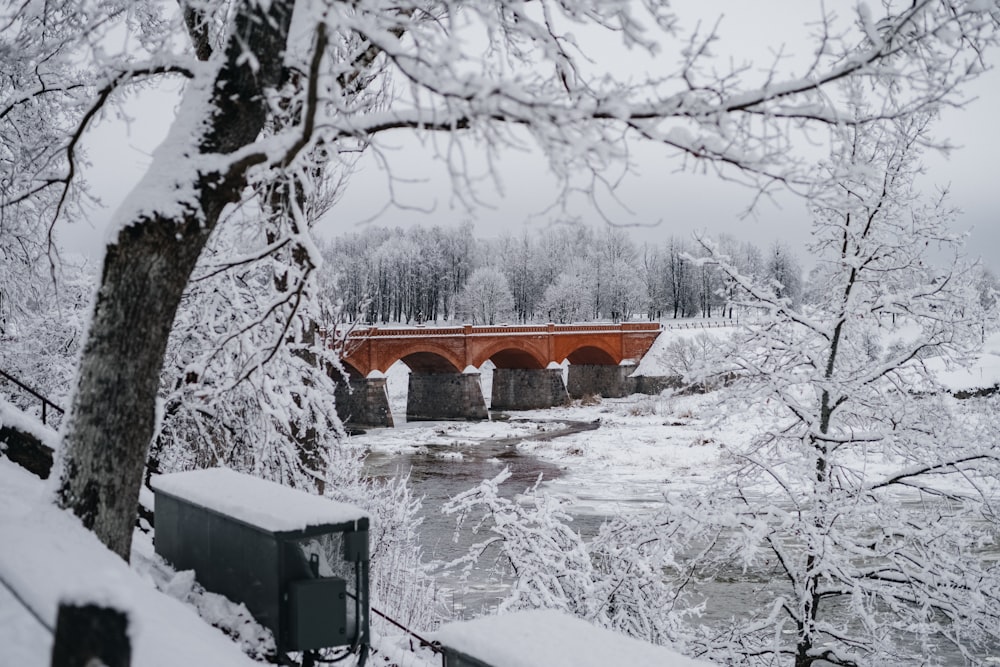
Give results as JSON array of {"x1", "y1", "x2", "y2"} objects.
[
  {"x1": 360, "y1": 413, "x2": 787, "y2": 626},
  {"x1": 356, "y1": 407, "x2": 998, "y2": 665}
]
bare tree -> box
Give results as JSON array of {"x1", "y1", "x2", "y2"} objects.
[{"x1": 1, "y1": 0, "x2": 996, "y2": 561}]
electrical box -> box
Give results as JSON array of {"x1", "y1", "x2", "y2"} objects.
[{"x1": 151, "y1": 468, "x2": 369, "y2": 663}]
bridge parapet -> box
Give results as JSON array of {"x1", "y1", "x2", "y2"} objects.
[{"x1": 341, "y1": 322, "x2": 661, "y2": 340}]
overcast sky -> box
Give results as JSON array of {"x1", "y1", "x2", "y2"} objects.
[{"x1": 64, "y1": 1, "x2": 999, "y2": 270}]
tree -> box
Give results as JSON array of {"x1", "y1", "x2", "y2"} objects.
[
  {"x1": 595, "y1": 228, "x2": 644, "y2": 322},
  {"x1": 714, "y1": 234, "x2": 763, "y2": 319},
  {"x1": 540, "y1": 262, "x2": 593, "y2": 323},
  {"x1": 456, "y1": 267, "x2": 515, "y2": 325},
  {"x1": 2, "y1": 0, "x2": 996, "y2": 560},
  {"x1": 0, "y1": 256, "x2": 93, "y2": 421},
  {"x1": 764, "y1": 240, "x2": 804, "y2": 307},
  {"x1": 150, "y1": 217, "x2": 354, "y2": 492},
  {"x1": 664, "y1": 236, "x2": 698, "y2": 318},
  {"x1": 496, "y1": 231, "x2": 545, "y2": 324},
  {"x1": 682, "y1": 115, "x2": 1000, "y2": 666}
]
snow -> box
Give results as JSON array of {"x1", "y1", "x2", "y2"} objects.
[
  {"x1": 631, "y1": 325, "x2": 733, "y2": 377},
  {"x1": 923, "y1": 352, "x2": 1000, "y2": 392},
  {"x1": 3, "y1": 326, "x2": 996, "y2": 667},
  {"x1": 354, "y1": 417, "x2": 569, "y2": 455},
  {"x1": 510, "y1": 395, "x2": 735, "y2": 512},
  {"x1": 920, "y1": 332, "x2": 1000, "y2": 392},
  {"x1": 434, "y1": 609, "x2": 714, "y2": 667},
  {"x1": 0, "y1": 397, "x2": 59, "y2": 450},
  {"x1": 361, "y1": 334, "x2": 1000, "y2": 516},
  {"x1": 0, "y1": 460, "x2": 261, "y2": 667},
  {"x1": 151, "y1": 468, "x2": 367, "y2": 533}
]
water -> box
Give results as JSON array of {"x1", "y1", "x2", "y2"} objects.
[
  {"x1": 362, "y1": 416, "x2": 611, "y2": 616},
  {"x1": 364, "y1": 427, "x2": 565, "y2": 559}
]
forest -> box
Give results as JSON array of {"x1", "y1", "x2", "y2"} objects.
[{"x1": 322, "y1": 224, "x2": 805, "y2": 325}]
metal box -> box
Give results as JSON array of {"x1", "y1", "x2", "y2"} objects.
[
  {"x1": 289, "y1": 578, "x2": 347, "y2": 649},
  {"x1": 151, "y1": 468, "x2": 370, "y2": 663}
]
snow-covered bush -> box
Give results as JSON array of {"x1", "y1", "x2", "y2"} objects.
[
  {"x1": 0, "y1": 257, "x2": 93, "y2": 423},
  {"x1": 654, "y1": 332, "x2": 725, "y2": 380},
  {"x1": 443, "y1": 469, "x2": 688, "y2": 650}
]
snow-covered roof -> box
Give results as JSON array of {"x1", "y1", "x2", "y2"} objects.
[
  {"x1": 0, "y1": 460, "x2": 260, "y2": 667},
  {"x1": 434, "y1": 609, "x2": 714, "y2": 667},
  {"x1": 151, "y1": 468, "x2": 367, "y2": 533}
]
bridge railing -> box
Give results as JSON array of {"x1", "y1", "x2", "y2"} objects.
[
  {"x1": 660, "y1": 319, "x2": 738, "y2": 330},
  {"x1": 348, "y1": 326, "x2": 465, "y2": 337},
  {"x1": 343, "y1": 322, "x2": 665, "y2": 338}
]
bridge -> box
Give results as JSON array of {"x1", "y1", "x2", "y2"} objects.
[{"x1": 333, "y1": 322, "x2": 663, "y2": 427}]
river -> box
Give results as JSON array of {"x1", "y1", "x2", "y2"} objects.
[
  {"x1": 362, "y1": 416, "x2": 612, "y2": 616},
  {"x1": 361, "y1": 415, "x2": 782, "y2": 624},
  {"x1": 360, "y1": 413, "x2": 998, "y2": 664}
]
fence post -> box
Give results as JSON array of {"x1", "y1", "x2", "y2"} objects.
[{"x1": 51, "y1": 603, "x2": 131, "y2": 667}]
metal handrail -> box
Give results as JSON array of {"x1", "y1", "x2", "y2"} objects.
[{"x1": 0, "y1": 369, "x2": 65, "y2": 426}]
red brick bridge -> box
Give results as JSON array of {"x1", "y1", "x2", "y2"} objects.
[{"x1": 333, "y1": 323, "x2": 663, "y2": 427}]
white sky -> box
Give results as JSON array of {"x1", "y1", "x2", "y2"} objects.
[{"x1": 62, "y1": 1, "x2": 1000, "y2": 269}]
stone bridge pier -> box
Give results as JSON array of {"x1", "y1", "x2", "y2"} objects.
[
  {"x1": 333, "y1": 375, "x2": 393, "y2": 429},
  {"x1": 566, "y1": 363, "x2": 637, "y2": 399},
  {"x1": 407, "y1": 370, "x2": 488, "y2": 421},
  {"x1": 491, "y1": 367, "x2": 569, "y2": 411}
]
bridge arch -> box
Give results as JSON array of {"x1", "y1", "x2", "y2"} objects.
[
  {"x1": 564, "y1": 343, "x2": 620, "y2": 366},
  {"x1": 396, "y1": 349, "x2": 463, "y2": 374},
  {"x1": 363, "y1": 339, "x2": 466, "y2": 375},
  {"x1": 338, "y1": 359, "x2": 365, "y2": 379},
  {"x1": 471, "y1": 339, "x2": 548, "y2": 370}
]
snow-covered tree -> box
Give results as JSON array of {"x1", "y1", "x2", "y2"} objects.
[
  {"x1": 681, "y1": 114, "x2": 1000, "y2": 666},
  {"x1": 456, "y1": 267, "x2": 515, "y2": 325},
  {"x1": 0, "y1": 257, "x2": 94, "y2": 420},
  {"x1": 664, "y1": 236, "x2": 699, "y2": 319},
  {"x1": 151, "y1": 220, "x2": 353, "y2": 492},
  {"x1": 971, "y1": 265, "x2": 1000, "y2": 338},
  {"x1": 714, "y1": 234, "x2": 764, "y2": 319},
  {"x1": 595, "y1": 228, "x2": 644, "y2": 322},
  {"x1": 764, "y1": 240, "x2": 804, "y2": 307},
  {"x1": 3, "y1": 0, "x2": 997, "y2": 561},
  {"x1": 540, "y1": 263, "x2": 593, "y2": 324}
]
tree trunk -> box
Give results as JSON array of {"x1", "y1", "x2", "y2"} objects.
[{"x1": 56, "y1": 0, "x2": 295, "y2": 561}]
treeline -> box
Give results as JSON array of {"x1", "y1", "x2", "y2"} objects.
[{"x1": 321, "y1": 223, "x2": 806, "y2": 325}]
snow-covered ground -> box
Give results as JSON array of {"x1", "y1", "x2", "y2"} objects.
[{"x1": 0, "y1": 461, "x2": 264, "y2": 667}]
